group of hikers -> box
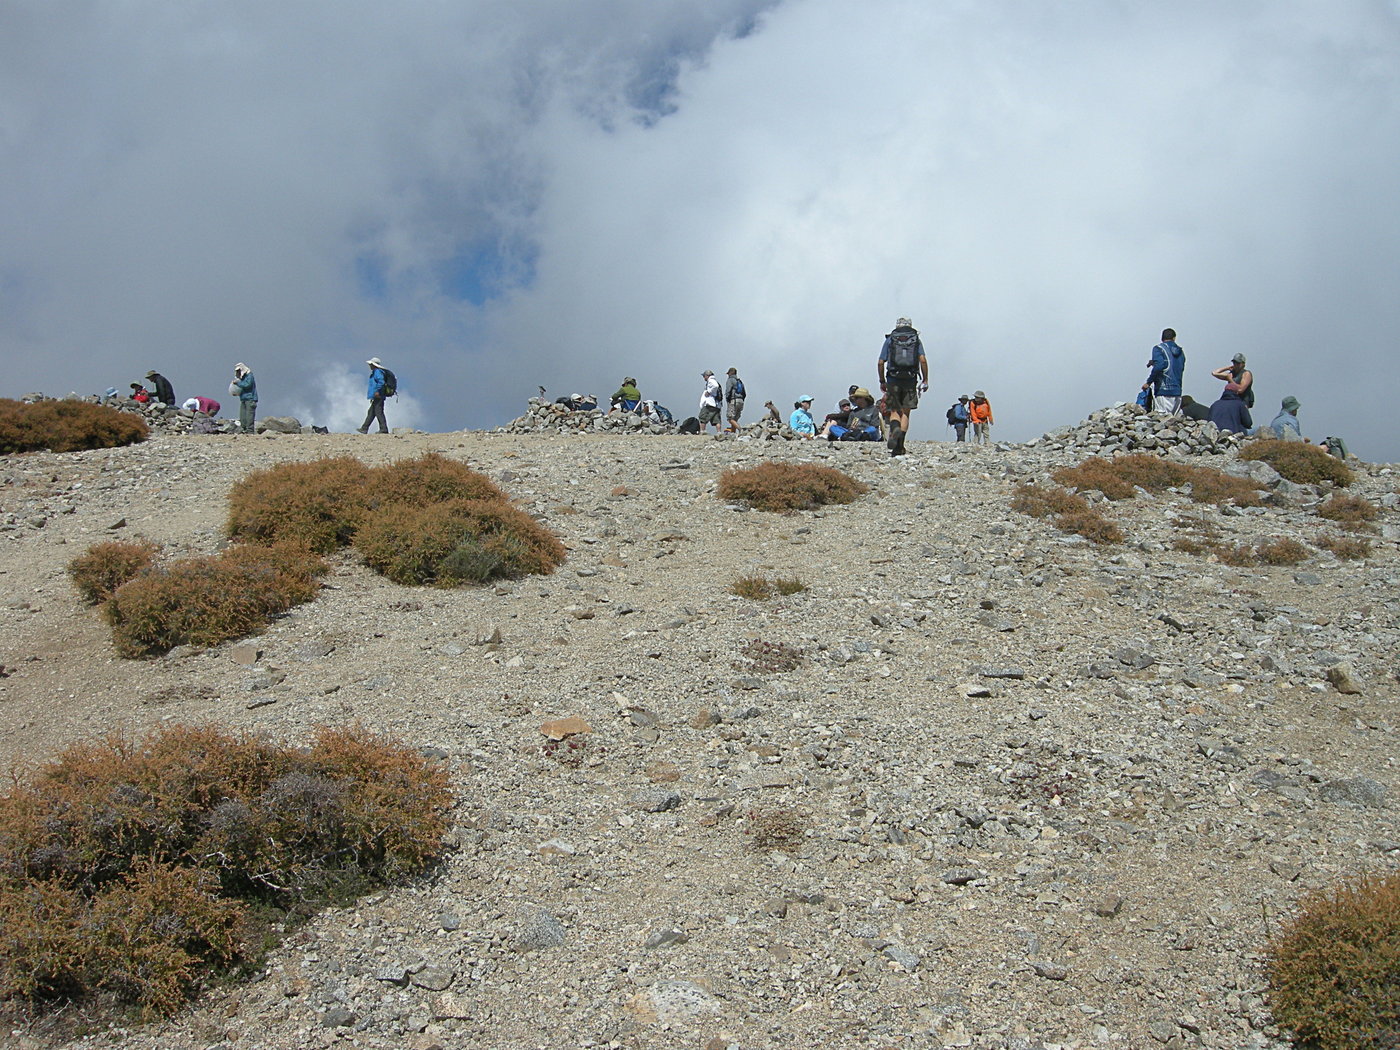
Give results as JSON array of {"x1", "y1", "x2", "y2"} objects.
[{"x1": 1138, "y1": 328, "x2": 1345, "y2": 455}]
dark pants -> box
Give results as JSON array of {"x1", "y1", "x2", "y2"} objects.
[
  {"x1": 360, "y1": 396, "x2": 388, "y2": 433},
  {"x1": 953, "y1": 423, "x2": 967, "y2": 442},
  {"x1": 239, "y1": 400, "x2": 257, "y2": 434}
]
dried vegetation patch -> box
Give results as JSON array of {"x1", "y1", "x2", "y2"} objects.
[
  {"x1": 718, "y1": 462, "x2": 868, "y2": 513},
  {"x1": 1242, "y1": 438, "x2": 1353, "y2": 487},
  {"x1": 0, "y1": 399, "x2": 148, "y2": 454}
]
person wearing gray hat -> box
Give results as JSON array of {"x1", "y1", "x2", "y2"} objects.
[
  {"x1": 359, "y1": 357, "x2": 392, "y2": 434},
  {"x1": 877, "y1": 316, "x2": 929, "y2": 457},
  {"x1": 1250, "y1": 395, "x2": 1303, "y2": 440},
  {"x1": 1211, "y1": 352, "x2": 1254, "y2": 409}
]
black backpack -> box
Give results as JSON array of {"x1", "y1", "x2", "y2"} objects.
[
  {"x1": 886, "y1": 328, "x2": 921, "y2": 377},
  {"x1": 946, "y1": 405, "x2": 959, "y2": 425},
  {"x1": 380, "y1": 368, "x2": 397, "y2": 397},
  {"x1": 678, "y1": 416, "x2": 701, "y2": 434}
]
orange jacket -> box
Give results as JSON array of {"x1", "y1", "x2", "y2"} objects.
[{"x1": 969, "y1": 399, "x2": 993, "y2": 424}]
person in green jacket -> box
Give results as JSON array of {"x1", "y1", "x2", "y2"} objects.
[{"x1": 612, "y1": 377, "x2": 641, "y2": 413}]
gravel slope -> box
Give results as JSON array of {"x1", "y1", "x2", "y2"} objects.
[{"x1": 2, "y1": 427, "x2": 1397, "y2": 1050}]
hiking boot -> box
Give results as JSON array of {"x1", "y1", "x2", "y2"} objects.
[
  {"x1": 887, "y1": 425, "x2": 903, "y2": 452},
  {"x1": 357, "y1": 427, "x2": 368, "y2": 434}
]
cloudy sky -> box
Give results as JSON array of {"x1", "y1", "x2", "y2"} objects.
[{"x1": 4, "y1": 0, "x2": 1398, "y2": 458}]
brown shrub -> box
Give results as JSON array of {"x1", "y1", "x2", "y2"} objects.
[
  {"x1": 1256, "y1": 537, "x2": 1310, "y2": 565},
  {"x1": 0, "y1": 723, "x2": 451, "y2": 1016},
  {"x1": 773, "y1": 576, "x2": 808, "y2": 596},
  {"x1": 367, "y1": 452, "x2": 506, "y2": 508},
  {"x1": 729, "y1": 575, "x2": 808, "y2": 600},
  {"x1": 1317, "y1": 494, "x2": 1379, "y2": 529},
  {"x1": 1054, "y1": 508, "x2": 1124, "y2": 545},
  {"x1": 1315, "y1": 533, "x2": 1373, "y2": 560},
  {"x1": 67, "y1": 539, "x2": 160, "y2": 605},
  {"x1": 103, "y1": 543, "x2": 327, "y2": 657},
  {"x1": 717, "y1": 462, "x2": 868, "y2": 513},
  {"x1": 227, "y1": 456, "x2": 375, "y2": 553},
  {"x1": 1267, "y1": 872, "x2": 1400, "y2": 1050},
  {"x1": 1243, "y1": 438, "x2": 1354, "y2": 487},
  {"x1": 746, "y1": 807, "x2": 809, "y2": 852},
  {"x1": 353, "y1": 498, "x2": 565, "y2": 586},
  {"x1": 734, "y1": 639, "x2": 804, "y2": 673},
  {"x1": 1217, "y1": 544, "x2": 1257, "y2": 567},
  {"x1": 1011, "y1": 484, "x2": 1089, "y2": 518},
  {"x1": 1055, "y1": 454, "x2": 1262, "y2": 507},
  {"x1": 0, "y1": 399, "x2": 148, "y2": 454}
]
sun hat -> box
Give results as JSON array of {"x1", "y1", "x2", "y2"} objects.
[
  {"x1": 958, "y1": 394, "x2": 969, "y2": 401},
  {"x1": 702, "y1": 369, "x2": 714, "y2": 377},
  {"x1": 895, "y1": 317, "x2": 912, "y2": 328},
  {"x1": 974, "y1": 390, "x2": 986, "y2": 399},
  {"x1": 1281, "y1": 395, "x2": 1300, "y2": 411},
  {"x1": 853, "y1": 387, "x2": 872, "y2": 400},
  {"x1": 103, "y1": 387, "x2": 118, "y2": 398},
  {"x1": 366, "y1": 356, "x2": 382, "y2": 368}
]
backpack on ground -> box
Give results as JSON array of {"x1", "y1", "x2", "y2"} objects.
[
  {"x1": 678, "y1": 416, "x2": 701, "y2": 434},
  {"x1": 379, "y1": 368, "x2": 397, "y2": 397},
  {"x1": 1324, "y1": 435, "x2": 1349, "y2": 459},
  {"x1": 886, "y1": 328, "x2": 921, "y2": 378},
  {"x1": 652, "y1": 402, "x2": 674, "y2": 423}
]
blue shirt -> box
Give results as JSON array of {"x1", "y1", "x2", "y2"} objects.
[
  {"x1": 367, "y1": 368, "x2": 386, "y2": 399},
  {"x1": 788, "y1": 408, "x2": 815, "y2": 435}
]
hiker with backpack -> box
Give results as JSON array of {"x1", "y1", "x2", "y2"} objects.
[
  {"x1": 877, "y1": 317, "x2": 928, "y2": 457},
  {"x1": 946, "y1": 395, "x2": 970, "y2": 441},
  {"x1": 698, "y1": 370, "x2": 724, "y2": 435},
  {"x1": 359, "y1": 356, "x2": 396, "y2": 434},
  {"x1": 968, "y1": 391, "x2": 994, "y2": 444},
  {"x1": 724, "y1": 368, "x2": 746, "y2": 433}
]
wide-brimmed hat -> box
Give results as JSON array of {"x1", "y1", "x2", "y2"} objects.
[
  {"x1": 958, "y1": 394, "x2": 969, "y2": 401},
  {"x1": 974, "y1": 390, "x2": 986, "y2": 399},
  {"x1": 366, "y1": 356, "x2": 382, "y2": 368},
  {"x1": 144, "y1": 370, "x2": 158, "y2": 379},
  {"x1": 895, "y1": 317, "x2": 912, "y2": 328},
  {"x1": 1282, "y1": 395, "x2": 1300, "y2": 411},
  {"x1": 852, "y1": 387, "x2": 872, "y2": 400}
]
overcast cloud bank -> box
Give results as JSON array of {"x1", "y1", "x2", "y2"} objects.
[{"x1": 3, "y1": 1, "x2": 1397, "y2": 457}]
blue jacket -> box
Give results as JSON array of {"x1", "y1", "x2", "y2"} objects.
[
  {"x1": 367, "y1": 367, "x2": 386, "y2": 399},
  {"x1": 233, "y1": 371, "x2": 258, "y2": 403},
  {"x1": 788, "y1": 408, "x2": 815, "y2": 435},
  {"x1": 1208, "y1": 389, "x2": 1252, "y2": 434},
  {"x1": 1147, "y1": 340, "x2": 1185, "y2": 397}
]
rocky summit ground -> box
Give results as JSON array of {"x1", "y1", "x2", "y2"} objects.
[{"x1": 1, "y1": 422, "x2": 1397, "y2": 1050}]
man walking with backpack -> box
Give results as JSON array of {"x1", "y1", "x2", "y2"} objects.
[
  {"x1": 946, "y1": 395, "x2": 970, "y2": 441},
  {"x1": 359, "y1": 356, "x2": 395, "y2": 434},
  {"x1": 877, "y1": 317, "x2": 928, "y2": 457},
  {"x1": 724, "y1": 367, "x2": 746, "y2": 433}
]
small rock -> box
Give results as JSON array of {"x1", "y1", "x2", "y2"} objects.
[
  {"x1": 1030, "y1": 958, "x2": 1068, "y2": 980},
  {"x1": 1326, "y1": 662, "x2": 1364, "y2": 695},
  {"x1": 1319, "y1": 777, "x2": 1388, "y2": 809},
  {"x1": 643, "y1": 928, "x2": 689, "y2": 949},
  {"x1": 632, "y1": 788, "x2": 681, "y2": 813},
  {"x1": 539, "y1": 717, "x2": 591, "y2": 741},
  {"x1": 513, "y1": 906, "x2": 566, "y2": 952}
]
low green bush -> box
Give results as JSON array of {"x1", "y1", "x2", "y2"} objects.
[
  {"x1": 718, "y1": 462, "x2": 868, "y2": 513},
  {"x1": 0, "y1": 724, "x2": 451, "y2": 1016},
  {"x1": 103, "y1": 543, "x2": 327, "y2": 657},
  {"x1": 67, "y1": 539, "x2": 161, "y2": 605},
  {"x1": 1243, "y1": 438, "x2": 1353, "y2": 487},
  {"x1": 353, "y1": 498, "x2": 566, "y2": 586},
  {"x1": 1267, "y1": 872, "x2": 1400, "y2": 1050},
  {"x1": 0, "y1": 399, "x2": 148, "y2": 454}
]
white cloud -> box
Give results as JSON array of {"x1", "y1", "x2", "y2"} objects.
[
  {"x1": 3, "y1": 1, "x2": 1398, "y2": 457},
  {"x1": 288, "y1": 369, "x2": 427, "y2": 434}
]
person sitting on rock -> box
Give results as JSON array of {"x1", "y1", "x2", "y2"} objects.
[
  {"x1": 129, "y1": 382, "x2": 151, "y2": 404},
  {"x1": 1249, "y1": 395, "x2": 1302, "y2": 440},
  {"x1": 824, "y1": 388, "x2": 881, "y2": 441},
  {"x1": 1208, "y1": 383, "x2": 1253, "y2": 434},
  {"x1": 788, "y1": 395, "x2": 816, "y2": 438}
]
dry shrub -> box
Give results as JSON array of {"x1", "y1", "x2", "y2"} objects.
[
  {"x1": 1243, "y1": 438, "x2": 1354, "y2": 487},
  {"x1": 717, "y1": 462, "x2": 868, "y2": 513},
  {"x1": 67, "y1": 539, "x2": 160, "y2": 605},
  {"x1": 1054, "y1": 454, "x2": 1262, "y2": 507},
  {"x1": 1267, "y1": 872, "x2": 1400, "y2": 1050},
  {"x1": 103, "y1": 543, "x2": 327, "y2": 657},
  {"x1": 353, "y1": 499, "x2": 565, "y2": 586},
  {"x1": 1055, "y1": 509, "x2": 1125, "y2": 545},
  {"x1": 0, "y1": 724, "x2": 451, "y2": 1016},
  {"x1": 746, "y1": 807, "x2": 809, "y2": 852},
  {"x1": 1317, "y1": 494, "x2": 1379, "y2": 530},
  {"x1": 1315, "y1": 533, "x2": 1373, "y2": 560},
  {"x1": 734, "y1": 639, "x2": 804, "y2": 674},
  {"x1": 729, "y1": 575, "x2": 808, "y2": 600},
  {"x1": 1256, "y1": 537, "x2": 1310, "y2": 566},
  {"x1": 0, "y1": 399, "x2": 148, "y2": 455},
  {"x1": 367, "y1": 452, "x2": 506, "y2": 508},
  {"x1": 1011, "y1": 484, "x2": 1089, "y2": 518},
  {"x1": 227, "y1": 456, "x2": 375, "y2": 552},
  {"x1": 1217, "y1": 543, "x2": 1257, "y2": 567}
]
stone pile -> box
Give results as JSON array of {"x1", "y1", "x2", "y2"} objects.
[
  {"x1": 16, "y1": 392, "x2": 307, "y2": 436},
  {"x1": 501, "y1": 397, "x2": 804, "y2": 440},
  {"x1": 1033, "y1": 402, "x2": 1248, "y2": 457}
]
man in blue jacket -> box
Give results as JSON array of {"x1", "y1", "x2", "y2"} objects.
[
  {"x1": 1143, "y1": 328, "x2": 1185, "y2": 416},
  {"x1": 359, "y1": 357, "x2": 390, "y2": 434}
]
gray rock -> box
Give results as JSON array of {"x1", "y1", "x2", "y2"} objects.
[
  {"x1": 643, "y1": 927, "x2": 690, "y2": 949},
  {"x1": 1326, "y1": 662, "x2": 1364, "y2": 694},
  {"x1": 1319, "y1": 777, "x2": 1388, "y2": 809},
  {"x1": 632, "y1": 788, "x2": 681, "y2": 812},
  {"x1": 513, "y1": 906, "x2": 566, "y2": 951},
  {"x1": 411, "y1": 966, "x2": 455, "y2": 991},
  {"x1": 882, "y1": 943, "x2": 922, "y2": 971},
  {"x1": 260, "y1": 415, "x2": 304, "y2": 433}
]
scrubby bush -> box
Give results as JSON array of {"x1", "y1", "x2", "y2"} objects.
[
  {"x1": 367, "y1": 452, "x2": 506, "y2": 508},
  {"x1": 1256, "y1": 537, "x2": 1310, "y2": 565},
  {"x1": 1011, "y1": 484, "x2": 1123, "y2": 544},
  {"x1": 67, "y1": 539, "x2": 161, "y2": 605},
  {"x1": 0, "y1": 724, "x2": 451, "y2": 1016},
  {"x1": 1316, "y1": 533, "x2": 1373, "y2": 560},
  {"x1": 1243, "y1": 438, "x2": 1353, "y2": 487},
  {"x1": 717, "y1": 462, "x2": 869, "y2": 513},
  {"x1": 729, "y1": 575, "x2": 808, "y2": 600},
  {"x1": 227, "y1": 456, "x2": 375, "y2": 552},
  {"x1": 1054, "y1": 454, "x2": 1263, "y2": 507},
  {"x1": 353, "y1": 498, "x2": 566, "y2": 586},
  {"x1": 0, "y1": 399, "x2": 148, "y2": 454},
  {"x1": 1317, "y1": 494, "x2": 1379, "y2": 529},
  {"x1": 1267, "y1": 872, "x2": 1400, "y2": 1050},
  {"x1": 103, "y1": 543, "x2": 327, "y2": 657}
]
